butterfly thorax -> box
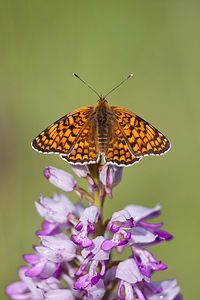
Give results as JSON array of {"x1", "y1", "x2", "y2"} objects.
[{"x1": 95, "y1": 96, "x2": 110, "y2": 155}]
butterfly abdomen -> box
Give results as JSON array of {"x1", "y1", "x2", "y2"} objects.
[
  {"x1": 96, "y1": 101, "x2": 109, "y2": 154},
  {"x1": 98, "y1": 128, "x2": 108, "y2": 154}
]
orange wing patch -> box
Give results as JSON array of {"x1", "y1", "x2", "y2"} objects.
[
  {"x1": 111, "y1": 106, "x2": 170, "y2": 157},
  {"x1": 32, "y1": 106, "x2": 94, "y2": 155}
]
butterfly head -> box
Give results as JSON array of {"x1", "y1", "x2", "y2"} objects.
[{"x1": 98, "y1": 95, "x2": 108, "y2": 103}]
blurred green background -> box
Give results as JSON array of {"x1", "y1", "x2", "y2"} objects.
[{"x1": 1, "y1": 0, "x2": 199, "y2": 299}]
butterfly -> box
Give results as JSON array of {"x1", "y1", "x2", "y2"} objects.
[{"x1": 32, "y1": 74, "x2": 170, "y2": 166}]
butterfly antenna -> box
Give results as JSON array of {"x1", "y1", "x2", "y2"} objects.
[
  {"x1": 73, "y1": 73, "x2": 100, "y2": 98},
  {"x1": 104, "y1": 74, "x2": 133, "y2": 98}
]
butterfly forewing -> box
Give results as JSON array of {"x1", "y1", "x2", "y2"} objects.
[
  {"x1": 110, "y1": 106, "x2": 170, "y2": 157},
  {"x1": 32, "y1": 106, "x2": 94, "y2": 155}
]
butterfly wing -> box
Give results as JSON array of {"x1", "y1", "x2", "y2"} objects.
[
  {"x1": 110, "y1": 106, "x2": 170, "y2": 157},
  {"x1": 61, "y1": 118, "x2": 100, "y2": 165},
  {"x1": 105, "y1": 119, "x2": 141, "y2": 166},
  {"x1": 32, "y1": 106, "x2": 94, "y2": 155}
]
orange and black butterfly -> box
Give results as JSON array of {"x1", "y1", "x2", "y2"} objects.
[{"x1": 32, "y1": 74, "x2": 170, "y2": 166}]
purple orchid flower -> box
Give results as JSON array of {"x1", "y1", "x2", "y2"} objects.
[
  {"x1": 44, "y1": 166, "x2": 77, "y2": 192},
  {"x1": 101, "y1": 209, "x2": 134, "y2": 251},
  {"x1": 125, "y1": 204, "x2": 173, "y2": 246},
  {"x1": 74, "y1": 236, "x2": 110, "y2": 291},
  {"x1": 71, "y1": 206, "x2": 99, "y2": 248},
  {"x1": 22, "y1": 233, "x2": 77, "y2": 280},
  {"x1": 36, "y1": 193, "x2": 76, "y2": 225},
  {"x1": 5, "y1": 266, "x2": 62, "y2": 300},
  {"x1": 143, "y1": 278, "x2": 182, "y2": 300},
  {"x1": 70, "y1": 164, "x2": 95, "y2": 186},
  {"x1": 99, "y1": 164, "x2": 123, "y2": 198}
]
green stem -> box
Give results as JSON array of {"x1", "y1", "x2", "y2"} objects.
[
  {"x1": 88, "y1": 164, "x2": 107, "y2": 236},
  {"x1": 89, "y1": 164, "x2": 102, "y2": 215}
]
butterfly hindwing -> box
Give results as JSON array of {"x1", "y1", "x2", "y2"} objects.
[
  {"x1": 105, "y1": 119, "x2": 141, "y2": 166},
  {"x1": 61, "y1": 118, "x2": 99, "y2": 165},
  {"x1": 111, "y1": 106, "x2": 170, "y2": 157},
  {"x1": 32, "y1": 106, "x2": 94, "y2": 155}
]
